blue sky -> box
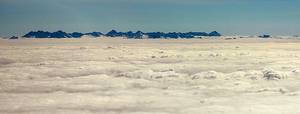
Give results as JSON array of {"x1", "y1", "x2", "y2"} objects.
[{"x1": 0, "y1": 0, "x2": 300, "y2": 36}]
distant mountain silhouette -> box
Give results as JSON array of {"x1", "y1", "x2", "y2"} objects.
[
  {"x1": 259, "y1": 34, "x2": 271, "y2": 38},
  {"x1": 23, "y1": 31, "x2": 104, "y2": 38},
  {"x1": 23, "y1": 30, "x2": 71, "y2": 38},
  {"x1": 208, "y1": 31, "x2": 221, "y2": 36},
  {"x1": 106, "y1": 30, "x2": 122, "y2": 37},
  {"x1": 23, "y1": 31, "x2": 52, "y2": 38},
  {"x1": 23, "y1": 30, "x2": 222, "y2": 38},
  {"x1": 85, "y1": 32, "x2": 103, "y2": 37},
  {"x1": 70, "y1": 32, "x2": 84, "y2": 38},
  {"x1": 50, "y1": 30, "x2": 72, "y2": 38},
  {"x1": 9, "y1": 36, "x2": 18, "y2": 39},
  {"x1": 105, "y1": 30, "x2": 145, "y2": 38}
]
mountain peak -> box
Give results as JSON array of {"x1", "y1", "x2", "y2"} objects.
[
  {"x1": 22, "y1": 30, "x2": 222, "y2": 39},
  {"x1": 208, "y1": 31, "x2": 221, "y2": 36}
]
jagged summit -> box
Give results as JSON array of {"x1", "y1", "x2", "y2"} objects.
[
  {"x1": 23, "y1": 31, "x2": 104, "y2": 38},
  {"x1": 106, "y1": 30, "x2": 121, "y2": 37},
  {"x1": 208, "y1": 31, "x2": 221, "y2": 36},
  {"x1": 85, "y1": 32, "x2": 103, "y2": 37},
  {"x1": 50, "y1": 30, "x2": 71, "y2": 38},
  {"x1": 23, "y1": 31, "x2": 52, "y2": 38},
  {"x1": 22, "y1": 30, "x2": 222, "y2": 38}
]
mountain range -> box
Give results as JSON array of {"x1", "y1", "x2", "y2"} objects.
[{"x1": 22, "y1": 30, "x2": 221, "y2": 39}]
